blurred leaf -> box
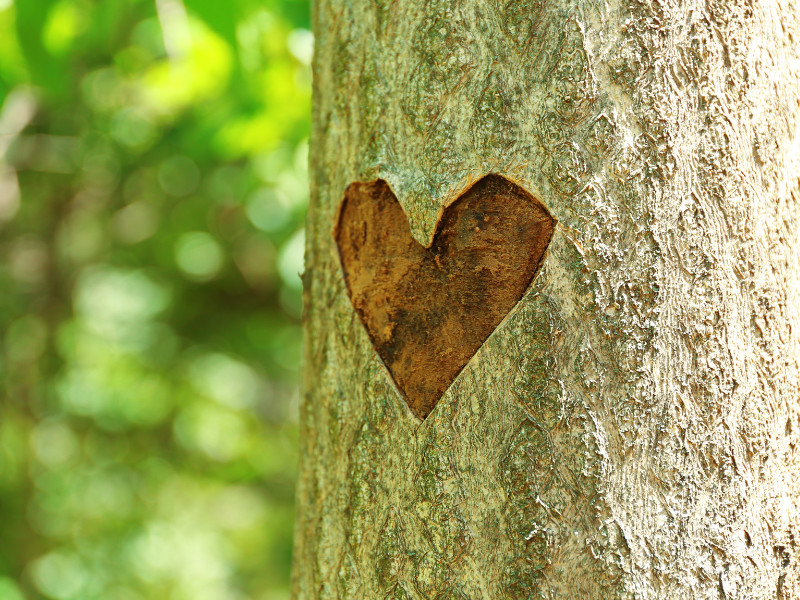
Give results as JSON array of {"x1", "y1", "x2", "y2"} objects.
[
  {"x1": 14, "y1": 0, "x2": 66, "y2": 95},
  {"x1": 42, "y1": 0, "x2": 88, "y2": 56},
  {"x1": 183, "y1": 0, "x2": 239, "y2": 52},
  {"x1": 0, "y1": 8, "x2": 30, "y2": 97}
]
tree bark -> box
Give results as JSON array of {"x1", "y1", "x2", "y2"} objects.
[{"x1": 292, "y1": 0, "x2": 800, "y2": 597}]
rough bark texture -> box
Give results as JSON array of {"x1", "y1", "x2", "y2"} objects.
[{"x1": 292, "y1": 0, "x2": 800, "y2": 597}]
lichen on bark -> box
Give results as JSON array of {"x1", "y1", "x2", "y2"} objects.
[{"x1": 293, "y1": 0, "x2": 800, "y2": 597}]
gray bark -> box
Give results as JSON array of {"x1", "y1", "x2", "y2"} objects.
[{"x1": 292, "y1": 0, "x2": 800, "y2": 597}]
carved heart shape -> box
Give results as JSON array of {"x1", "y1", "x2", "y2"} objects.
[{"x1": 335, "y1": 174, "x2": 555, "y2": 420}]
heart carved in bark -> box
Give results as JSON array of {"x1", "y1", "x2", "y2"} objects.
[{"x1": 335, "y1": 174, "x2": 555, "y2": 420}]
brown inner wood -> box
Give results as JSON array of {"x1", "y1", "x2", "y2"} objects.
[{"x1": 335, "y1": 174, "x2": 555, "y2": 420}]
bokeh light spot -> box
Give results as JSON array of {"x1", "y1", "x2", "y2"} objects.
[
  {"x1": 9, "y1": 236, "x2": 48, "y2": 286},
  {"x1": 174, "y1": 232, "x2": 224, "y2": 281},
  {"x1": 158, "y1": 155, "x2": 199, "y2": 197},
  {"x1": 174, "y1": 404, "x2": 247, "y2": 462},
  {"x1": 111, "y1": 108, "x2": 158, "y2": 149},
  {"x1": 286, "y1": 29, "x2": 313, "y2": 67},
  {"x1": 245, "y1": 187, "x2": 290, "y2": 233},
  {"x1": 29, "y1": 551, "x2": 87, "y2": 600},
  {"x1": 113, "y1": 201, "x2": 160, "y2": 244},
  {"x1": 189, "y1": 353, "x2": 262, "y2": 410},
  {"x1": 42, "y1": 0, "x2": 86, "y2": 55},
  {"x1": 74, "y1": 267, "x2": 170, "y2": 340},
  {"x1": 278, "y1": 228, "x2": 304, "y2": 290},
  {"x1": 233, "y1": 234, "x2": 276, "y2": 290},
  {"x1": 213, "y1": 486, "x2": 265, "y2": 530},
  {"x1": 30, "y1": 421, "x2": 78, "y2": 467}
]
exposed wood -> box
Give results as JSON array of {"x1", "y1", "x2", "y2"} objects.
[{"x1": 335, "y1": 175, "x2": 554, "y2": 419}]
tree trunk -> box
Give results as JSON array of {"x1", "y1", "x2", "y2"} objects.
[{"x1": 292, "y1": 0, "x2": 800, "y2": 597}]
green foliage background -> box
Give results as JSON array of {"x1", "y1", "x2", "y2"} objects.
[{"x1": 0, "y1": 0, "x2": 311, "y2": 597}]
